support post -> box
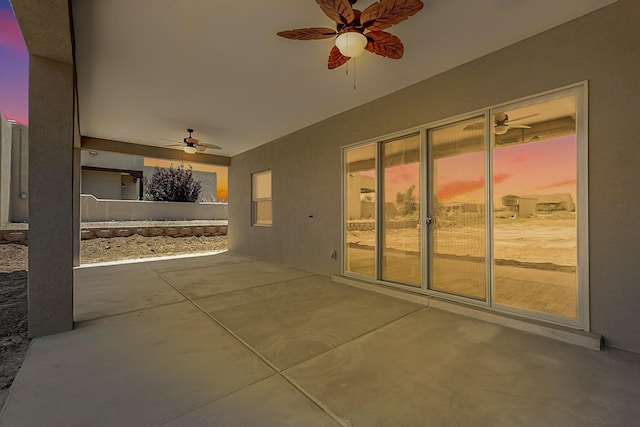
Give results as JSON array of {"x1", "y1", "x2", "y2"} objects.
[{"x1": 28, "y1": 56, "x2": 76, "y2": 337}]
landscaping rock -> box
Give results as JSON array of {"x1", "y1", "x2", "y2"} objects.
[
  {"x1": 5, "y1": 232, "x2": 27, "y2": 243},
  {"x1": 149, "y1": 228, "x2": 164, "y2": 236},
  {"x1": 164, "y1": 228, "x2": 179, "y2": 236},
  {"x1": 135, "y1": 228, "x2": 149, "y2": 237},
  {"x1": 94, "y1": 229, "x2": 113, "y2": 238},
  {"x1": 80, "y1": 230, "x2": 95, "y2": 240},
  {"x1": 114, "y1": 229, "x2": 135, "y2": 237}
]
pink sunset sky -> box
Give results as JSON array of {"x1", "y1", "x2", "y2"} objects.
[
  {"x1": 0, "y1": 0, "x2": 28, "y2": 125},
  {"x1": 436, "y1": 135, "x2": 577, "y2": 205},
  {"x1": 382, "y1": 135, "x2": 577, "y2": 206}
]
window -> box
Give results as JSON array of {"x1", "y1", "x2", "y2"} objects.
[{"x1": 252, "y1": 170, "x2": 272, "y2": 226}]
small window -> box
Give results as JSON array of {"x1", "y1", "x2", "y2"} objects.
[{"x1": 252, "y1": 170, "x2": 272, "y2": 226}]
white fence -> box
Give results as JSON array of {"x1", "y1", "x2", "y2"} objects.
[{"x1": 81, "y1": 194, "x2": 228, "y2": 221}]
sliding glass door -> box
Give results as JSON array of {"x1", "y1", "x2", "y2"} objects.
[
  {"x1": 380, "y1": 134, "x2": 421, "y2": 287},
  {"x1": 343, "y1": 84, "x2": 586, "y2": 327},
  {"x1": 492, "y1": 93, "x2": 579, "y2": 320},
  {"x1": 344, "y1": 143, "x2": 376, "y2": 278},
  {"x1": 429, "y1": 117, "x2": 487, "y2": 300}
]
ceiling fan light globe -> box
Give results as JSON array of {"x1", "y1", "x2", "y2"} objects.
[
  {"x1": 183, "y1": 145, "x2": 197, "y2": 154},
  {"x1": 335, "y1": 32, "x2": 367, "y2": 58},
  {"x1": 494, "y1": 125, "x2": 509, "y2": 135}
]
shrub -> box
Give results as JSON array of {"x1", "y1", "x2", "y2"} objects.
[
  {"x1": 144, "y1": 164, "x2": 202, "y2": 202},
  {"x1": 396, "y1": 184, "x2": 417, "y2": 217}
]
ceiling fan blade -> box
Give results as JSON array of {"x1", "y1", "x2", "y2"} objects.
[
  {"x1": 508, "y1": 113, "x2": 539, "y2": 123},
  {"x1": 316, "y1": 0, "x2": 354, "y2": 25},
  {"x1": 277, "y1": 27, "x2": 337, "y2": 40},
  {"x1": 361, "y1": 0, "x2": 424, "y2": 32},
  {"x1": 165, "y1": 144, "x2": 184, "y2": 147},
  {"x1": 463, "y1": 122, "x2": 484, "y2": 132},
  {"x1": 509, "y1": 124, "x2": 532, "y2": 129},
  {"x1": 365, "y1": 31, "x2": 404, "y2": 59},
  {"x1": 328, "y1": 45, "x2": 350, "y2": 69},
  {"x1": 196, "y1": 145, "x2": 207, "y2": 152},
  {"x1": 185, "y1": 137, "x2": 201, "y2": 144},
  {"x1": 198, "y1": 142, "x2": 222, "y2": 150}
]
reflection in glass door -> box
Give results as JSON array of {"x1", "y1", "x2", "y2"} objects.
[
  {"x1": 344, "y1": 143, "x2": 376, "y2": 277},
  {"x1": 429, "y1": 117, "x2": 487, "y2": 300},
  {"x1": 492, "y1": 94, "x2": 578, "y2": 319},
  {"x1": 342, "y1": 85, "x2": 585, "y2": 327},
  {"x1": 381, "y1": 134, "x2": 421, "y2": 286}
]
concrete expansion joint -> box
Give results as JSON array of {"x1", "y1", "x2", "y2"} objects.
[
  {"x1": 154, "y1": 271, "x2": 281, "y2": 370},
  {"x1": 178, "y1": 272, "x2": 319, "y2": 300},
  {"x1": 155, "y1": 374, "x2": 281, "y2": 427},
  {"x1": 279, "y1": 373, "x2": 353, "y2": 427},
  {"x1": 154, "y1": 269, "x2": 359, "y2": 426},
  {"x1": 74, "y1": 299, "x2": 188, "y2": 324}
]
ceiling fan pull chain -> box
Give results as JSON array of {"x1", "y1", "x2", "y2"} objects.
[{"x1": 353, "y1": 57, "x2": 357, "y2": 90}]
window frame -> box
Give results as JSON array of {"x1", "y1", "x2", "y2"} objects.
[{"x1": 252, "y1": 170, "x2": 272, "y2": 227}]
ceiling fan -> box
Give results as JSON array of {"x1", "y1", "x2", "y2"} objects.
[
  {"x1": 163, "y1": 129, "x2": 221, "y2": 154},
  {"x1": 277, "y1": 0, "x2": 424, "y2": 69},
  {"x1": 464, "y1": 113, "x2": 539, "y2": 135}
]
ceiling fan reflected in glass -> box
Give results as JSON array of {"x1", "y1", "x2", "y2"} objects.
[
  {"x1": 162, "y1": 129, "x2": 222, "y2": 154},
  {"x1": 463, "y1": 113, "x2": 539, "y2": 135},
  {"x1": 277, "y1": 0, "x2": 424, "y2": 69}
]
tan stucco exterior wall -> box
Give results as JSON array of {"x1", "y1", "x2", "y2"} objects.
[
  {"x1": 10, "y1": 125, "x2": 28, "y2": 222},
  {"x1": 0, "y1": 115, "x2": 12, "y2": 224},
  {"x1": 81, "y1": 169, "x2": 122, "y2": 200},
  {"x1": 230, "y1": 0, "x2": 640, "y2": 352},
  {"x1": 0, "y1": 117, "x2": 29, "y2": 224}
]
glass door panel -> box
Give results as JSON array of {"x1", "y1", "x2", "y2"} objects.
[
  {"x1": 492, "y1": 95, "x2": 578, "y2": 319},
  {"x1": 344, "y1": 143, "x2": 376, "y2": 277},
  {"x1": 381, "y1": 134, "x2": 421, "y2": 287},
  {"x1": 430, "y1": 117, "x2": 487, "y2": 300}
]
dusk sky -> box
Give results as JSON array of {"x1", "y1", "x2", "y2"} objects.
[
  {"x1": 436, "y1": 135, "x2": 577, "y2": 205},
  {"x1": 378, "y1": 134, "x2": 577, "y2": 208},
  {"x1": 0, "y1": 0, "x2": 28, "y2": 125}
]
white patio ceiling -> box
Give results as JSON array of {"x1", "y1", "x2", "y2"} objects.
[{"x1": 72, "y1": 0, "x2": 616, "y2": 158}]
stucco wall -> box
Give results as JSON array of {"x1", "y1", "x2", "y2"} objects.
[
  {"x1": 10, "y1": 125, "x2": 28, "y2": 222},
  {"x1": 82, "y1": 169, "x2": 121, "y2": 200},
  {"x1": 230, "y1": 1, "x2": 640, "y2": 352},
  {"x1": 0, "y1": 118, "x2": 29, "y2": 223},
  {"x1": 80, "y1": 194, "x2": 227, "y2": 221},
  {"x1": 81, "y1": 150, "x2": 143, "y2": 170},
  {"x1": 0, "y1": 115, "x2": 12, "y2": 224}
]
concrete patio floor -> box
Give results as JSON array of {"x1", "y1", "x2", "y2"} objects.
[{"x1": 1, "y1": 252, "x2": 640, "y2": 426}]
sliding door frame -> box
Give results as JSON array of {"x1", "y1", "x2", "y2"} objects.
[
  {"x1": 487, "y1": 84, "x2": 589, "y2": 330},
  {"x1": 341, "y1": 81, "x2": 589, "y2": 330}
]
